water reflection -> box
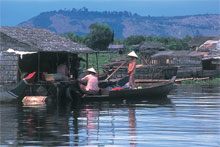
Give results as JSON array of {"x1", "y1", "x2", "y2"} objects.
[{"x1": 0, "y1": 85, "x2": 219, "y2": 146}]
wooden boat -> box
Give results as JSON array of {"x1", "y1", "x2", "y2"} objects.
[{"x1": 81, "y1": 76, "x2": 176, "y2": 101}]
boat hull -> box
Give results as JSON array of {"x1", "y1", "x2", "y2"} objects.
[
  {"x1": 110, "y1": 82, "x2": 173, "y2": 98},
  {"x1": 83, "y1": 77, "x2": 176, "y2": 101}
]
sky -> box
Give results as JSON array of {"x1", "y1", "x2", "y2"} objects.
[{"x1": 0, "y1": 0, "x2": 219, "y2": 26}]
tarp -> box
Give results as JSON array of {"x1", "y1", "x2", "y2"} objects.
[
  {"x1": 199, "y1": 40, "x2": 220, "y2": 51},
  {"x1": 6, "y1": 48, "x2": 37, "y2": 59}
]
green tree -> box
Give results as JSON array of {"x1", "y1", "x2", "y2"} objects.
[
  {"x1": 84, "y1": 23, "x2": 114, "y2": 50},
  {"x1": 182, "y1": 34, "x2": 192, "y2": 43},
  {"x1": 124, "y1": 35, "x2": 146, "y2": 46},
  {"x1": 113, "y1": 38, "x2": 124, "y2": 44},
  {"x1": 62, "y1": 32, "x2": 83, "y2": 44}
]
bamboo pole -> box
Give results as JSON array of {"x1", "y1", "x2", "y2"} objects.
[{"x1": 105, "y1": 61, "x2": 127, "y2": 80}]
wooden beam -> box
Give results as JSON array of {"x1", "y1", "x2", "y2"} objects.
[
  {"x1": 38, "y1": 52, "x2": 40, "y2": 82},
  {"x1": 96, "y1": 52, "x2": 99, "y2": 74},
  {"x1": 86, "y1": 53, "x2": 88, "y2": 69},
  {"x1": 135, "y1": 77, "x2": 210, "y2": 83}
]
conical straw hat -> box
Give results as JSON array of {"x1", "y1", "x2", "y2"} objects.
[
  {"x1": 87, "y1": 67, "x2": 97, "y2": 73},
  {"x1": 128, "y1": 51, "x2": 138, "y2": 58}
]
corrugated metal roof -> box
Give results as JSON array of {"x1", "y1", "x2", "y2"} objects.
[
  {"x1": 108, "y1": 44, "x2": 124, "y2": 49},
  {"x1": 151, "y1": 50, "x2": 208, "y2": 58}
]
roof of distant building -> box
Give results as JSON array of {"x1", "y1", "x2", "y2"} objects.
[
  {"x1": 188, "y1": 36, "x2": 219, "y2": 47},
  {"x1": 108, "y1": 44, "x2": 124, "y2": 49},
  {"x1": 151, "y1": 50, "x2": 208, "y2": 58},
  {"x1": 140, "y1": 42, "x2": 165, "y2": 50}
]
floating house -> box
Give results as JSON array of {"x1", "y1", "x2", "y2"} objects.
[
  {"x1": 108, "y1": 44, "x2": 124, "y2": 54},
  {"x1": 0, "y1": 26, "x2": 94, "y2": 84},
  {"x1": 151, "y1": 50, "x2": 220, "y2": 78},
  {"x1": 199, "y1": 39, "x2": 220, "y2": 70},
  {"x1": 188, "y1": 36, "x2": 219, "y2": 51},
  {"x1": 139, "y1": 42, "x2": 165, "y2": 65}
]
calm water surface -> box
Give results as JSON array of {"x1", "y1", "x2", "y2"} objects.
[{"x1": 0, "y1": 85, "x2": 220, "y2": 147}]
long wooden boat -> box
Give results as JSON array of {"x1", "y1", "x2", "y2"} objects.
[{"x1": 82, "y1": 76, "x2": 176, "y2": 101}]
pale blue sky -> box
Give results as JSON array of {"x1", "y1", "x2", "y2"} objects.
[{"x1": 0, "y1": 0, "x2": 219, "y2": 26}]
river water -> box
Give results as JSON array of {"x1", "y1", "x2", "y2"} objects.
[{"x1": 0, "y1": 84, "x2": 220, "y2": 147}]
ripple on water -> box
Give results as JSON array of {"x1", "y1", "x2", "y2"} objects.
[{"x1": 0, "y1": 85, "x2": 219, "y2": 147}]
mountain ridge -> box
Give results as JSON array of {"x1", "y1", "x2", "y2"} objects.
[{"x1": 17, "y1": 8, "x2": 220, "y2": 38}]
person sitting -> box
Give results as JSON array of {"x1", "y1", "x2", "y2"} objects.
[
  {"x1": 78, "y1": 67, "x2": 99, "y2": 95},
  {"x1": 127, "y1": 51, "x2": 138, "y2": 89}
]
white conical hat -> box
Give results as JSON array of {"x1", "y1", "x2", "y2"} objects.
[
  {"x1": 128, "y1": 51, "x2": 138, "y2": 58},
  {"x1": 87, "y1": 67, "x2": 97, "y2": 73}
]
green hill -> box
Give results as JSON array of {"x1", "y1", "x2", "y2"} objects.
[{"x1": 17, "y1": 8, "x2": 220, "y2": 38}]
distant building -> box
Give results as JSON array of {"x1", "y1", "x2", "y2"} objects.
[
  {"x1": 198, "y1": 39, "x2": 220, "y2": 52},
  {"x1": 108, "y1": 44, "x2": 124, "y2": 54},
  {"x1": 150, "y1": 50, "x2": 220, "y2": 77},
  {"x1": 132, "y1": 45, "x2": 140, "y2": 52},
  {"x1": 199, "y1": 39, "x2": 220, "y2": 70},
  {"x1": 0, "y1": 26, "x2": 94, "y2": 84},
  {"x1": 151, "y1": 51, "x2": 208, "y2": 66},
  {"x1": 139, "y1": 42, "x2": 165, "y2": 65},
  {"x1": 188, "y1": 36, "x2": 219, "y2": 51}
]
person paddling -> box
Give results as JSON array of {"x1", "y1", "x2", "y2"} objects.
[
  {"x1": 127, "y1": 51, "x2": 138, "y2": 89},
  {"x1": 79, "y1": 67, "x2": 99, "y2": 95}
]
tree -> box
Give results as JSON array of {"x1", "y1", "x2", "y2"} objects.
[
  {"x1": 84, "y1": 23, "x2": 114, "y2": 50},
  {"x1": 124, "y1": 35, "x2": 146, "y2": 46},
  {"x1": 113, "y1": 38, "x2": 124, "y2": 44},
  {"x1": 62, "y1": 32, "x2": 83, "y2": 44},
  {"x1": 182, "y1": 34, "x2": 192, "y2": 43}
]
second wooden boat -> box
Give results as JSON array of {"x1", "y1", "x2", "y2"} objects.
[{"x1": 81, "y1": 76, "x2": 176, "y2": 100}]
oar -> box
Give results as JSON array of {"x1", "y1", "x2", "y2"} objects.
[{"x1": 105, "y1": 61, "x2": 127, "y2": 81}]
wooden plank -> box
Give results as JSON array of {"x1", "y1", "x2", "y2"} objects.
[
  {"x1": 136, "y1": 77, "x2": 210, "y2": 83},
  {"x1": 135, "y1": 79, "x2": 170, "y2": 83}
]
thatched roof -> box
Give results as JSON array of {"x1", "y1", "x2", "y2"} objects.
[
  {"x1": 140, "y1": 42, "x2": 165, "y2": 53},
  {"x1": 151, "y1": 51, "x2": 208, "y2": 58},
  {"x1": 0, "y1": 26, "x2": 94, "y2": 53},
  {"x1": 188, "y1": 36, "x2": 219, "y2": 47}
]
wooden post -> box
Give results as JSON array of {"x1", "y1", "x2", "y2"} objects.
[
  {"x1": 86, "y1": 53, "x2": 88, "y2": 69},
  {"x1": 96, "y1": 52, "x2": 99, "y2": 74},
  {"x1": 56, "y1": 53, "x2": 59, "y2": 66},
  {"x1": 67, "y1": 53, "x2": 70, "y2": 74},
  {"x1": 38, "y1": 52, "x2": 40, "y2": 82}
]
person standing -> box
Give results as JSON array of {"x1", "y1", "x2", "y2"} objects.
[
  {"x1": 127, "y1": 51, "x2": 138, "y2": 89},
  {"x1": 57, "y1": 61, "x2": 69, "y2": 81},
  {"x1": 79, "y1": 67, "x2": 99, "y2": 95}
]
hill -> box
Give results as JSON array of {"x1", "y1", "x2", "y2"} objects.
[{"x1": 17, "y1": 8, "x2": 220, "y2": 38}]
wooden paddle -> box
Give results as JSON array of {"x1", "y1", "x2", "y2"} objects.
[{"x1": 105, "y1": 61, "x2": 127, "y2": 80}]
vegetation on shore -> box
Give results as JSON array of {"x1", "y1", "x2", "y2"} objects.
[
  {"x1": 79, "y1": 52, "x2": 132, "y2": 73},
  {"x1": 181, "y1": 78, "x2": 220, "y2": 85},
  {"x1": 62, "y1": 23, "x2": 192, "y2": 52}
]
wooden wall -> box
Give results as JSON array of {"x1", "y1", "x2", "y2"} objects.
[{"x1": 0, "y1": 52, "x2": 18, "y2": 84}]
